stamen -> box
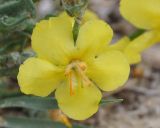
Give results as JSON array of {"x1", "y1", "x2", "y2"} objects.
[
  {"x1": 78, "y1": 62, "x2": 87, "y2": 71},
  {"x1": 76, "y1": 64, "x2": 91, "y2": 86},
  {"x1": 65, "y1": 60, "x2": 92, "y2": 95}
]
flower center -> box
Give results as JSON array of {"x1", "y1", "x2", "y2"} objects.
[{"x1": 65, "y1": 60, "x2": 91, "y2": 96}]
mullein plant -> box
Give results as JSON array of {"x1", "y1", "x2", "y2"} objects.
[{"x1": 17, "y1": 0, "x2": 160, "y2": 121}]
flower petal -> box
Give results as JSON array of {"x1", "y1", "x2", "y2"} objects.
[
  {"x1": 32, "y1": 16, "x2": 75, "y2": 65},
  {"x1": 59, "y1": 12, "x2": 73, "y2": 24},
  {"x1": 120, "y1": 0, "x2": 160, "y2": 29},
  {"x1": 109, "y1": 37, "x2": 130, "y2": 51},
  {"x1": 124, "y1": 30, "x2": 160, "y2": 64},
  {"x1": 86, "y1": 51, "x2": 130, "y2": 91},
  {"x1": 82, "y1": 10, "x2": 98, "y2": 24},
  {"x1": 17, "y1": 58, "x2": 64, "y2": 97},
  {"x1": 55, "y1": 82, "x2": 102, "y2": 120},
  {"x1": 76, "y1": 20, "x2": 113, "y2": 59}
]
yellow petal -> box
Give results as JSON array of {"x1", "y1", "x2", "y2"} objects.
[
  {"x1": 124, "y1": 30, "x2": 160, "y2": 64},
  {"x1": 76, "y1": 20, "x2": 113, "y2": 59},
  {"x1": 55, "y1": 82, "x2": 102, "y2": 120},
  {"x1": 17, "y1": 58, "x2": 64, "y2": 97},
  {"x1": 86, "y1": 51, "x2": 130, "y2": 91},
  {"x1": 82, "y1": 10, "x2": 98, "y2": 24},
  {"x1": 109, "y1": 37, "x2": 130, "y2": 51},
  {"x1": 32, "y1": 16, "x2": 75, "y2": 65},
  {"x1": 124, "y1": 51, "x2": 141, "y2": 65},
  {"x1": 59, "y1": 12, "x2": 73, "y2": 24},
  {"x1": 120, "y1": 0, "x2": 160, "y2": 29}
]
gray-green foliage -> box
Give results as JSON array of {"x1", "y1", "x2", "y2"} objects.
[
  {"x1": 0, "y1": 0, "x2": 35, "y2": 31},
  {"x1": 0, "y1": 0, "x2": 36, "y2": 77}
]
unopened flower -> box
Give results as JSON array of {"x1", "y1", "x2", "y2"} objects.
[{"x1": 17, "y1": 14, "x2": 130, "y2": 120}]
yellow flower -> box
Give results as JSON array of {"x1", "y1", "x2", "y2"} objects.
[
  {"x1": 109, "y1": 32, "x2": 160, "y2": 64},
  {"x1": 82, "y1": 10, "x2": 98, "y2": 23},
  {"x1": 120, "y1": 0, "x2": 160, "y2": 30},
  {"x1": 119, "y1": 0, "x2": 160, "y2": 64},
  {"x1": 123, "y1": 31, "x2": 160, "y2": 64},
  {"x1": 17, "y1": 14, "x2": 130, "y2": 120},
  {"x1": 109, "y1": 37, "x2": 130, "y2": 52}
]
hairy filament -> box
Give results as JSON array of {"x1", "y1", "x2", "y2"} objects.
[{"x1": 68, "y1": 72, "x2": 74, "y2": 96}]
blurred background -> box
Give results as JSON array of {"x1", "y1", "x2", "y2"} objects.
[{"x1": 0, "y1": 0, "x2": 160, "y2": 128}]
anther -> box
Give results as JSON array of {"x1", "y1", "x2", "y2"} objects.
[
  {"x1": 78, "y1": 62, "x2": 87, "y2": 71},
  {"x1": 65, "y1": 60, "x2": 92, "y2": 95},
  {"x1": 76, "y1": 64, "x2": 91, "y2": 86}
]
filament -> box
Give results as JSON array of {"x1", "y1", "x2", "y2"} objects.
[
  {"x1": 68, "y1": 72, "x2": 74, "y2": 96},
  {"x1": 65, "y1": 60, "x2": 92, "y2": 96}
]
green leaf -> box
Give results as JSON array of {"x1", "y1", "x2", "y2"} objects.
[
  {"x1": 73, "y1": 19, "x2": 80, "y2": 43},
  {"x1": 129, "y1": 29, "x2": 145, "y2": 40},
  {"x1": 0, "y1": 116, "x2": 92, "y2": 128},
  {"x1": 73, "y1": 124, "x2": 94, "y2": 128},
  {"x1": 0, "y1": 0, "x2": 21, "y2": 14},
  {"x1": 0, "y1": 80, "x2": 9, "y2": 88},
  {"x1": 0, "y1": 52, "x2": 34, "y2": 66},
  {"x1": 100, "y1": 98, "x2": 123, "y2": 106},
  {"x1": 0, "y1": 65, "x2": 19, "y2": 77},
  {"x1": 0, "y1": 96, "x2": 123, "y2": 110},
  {"x1": 0, "y1": 0, "x2": 36, "y2": 32},
  {"x1": 0, "y1": 80, "x2": 22, "y2": 98},
  {"x1": 1, "y1": 117, "x2": 67, "y2": 128},
  {"x1": 0, "y1": 89, "x2": 22, "y2": 98},
  {"x1": 0, "y1": 13, "x2": 29, "y2": 28},
  {"x1": 23, "y1": 0, "x2": 36, "y2": 17},
  {"x1": 0, "y1": 96, "x2": 58, "y2": 110}
]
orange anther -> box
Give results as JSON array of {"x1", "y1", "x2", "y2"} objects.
[{"x1": 79, "y1": 62, "x2": 87, "y2": 71}]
